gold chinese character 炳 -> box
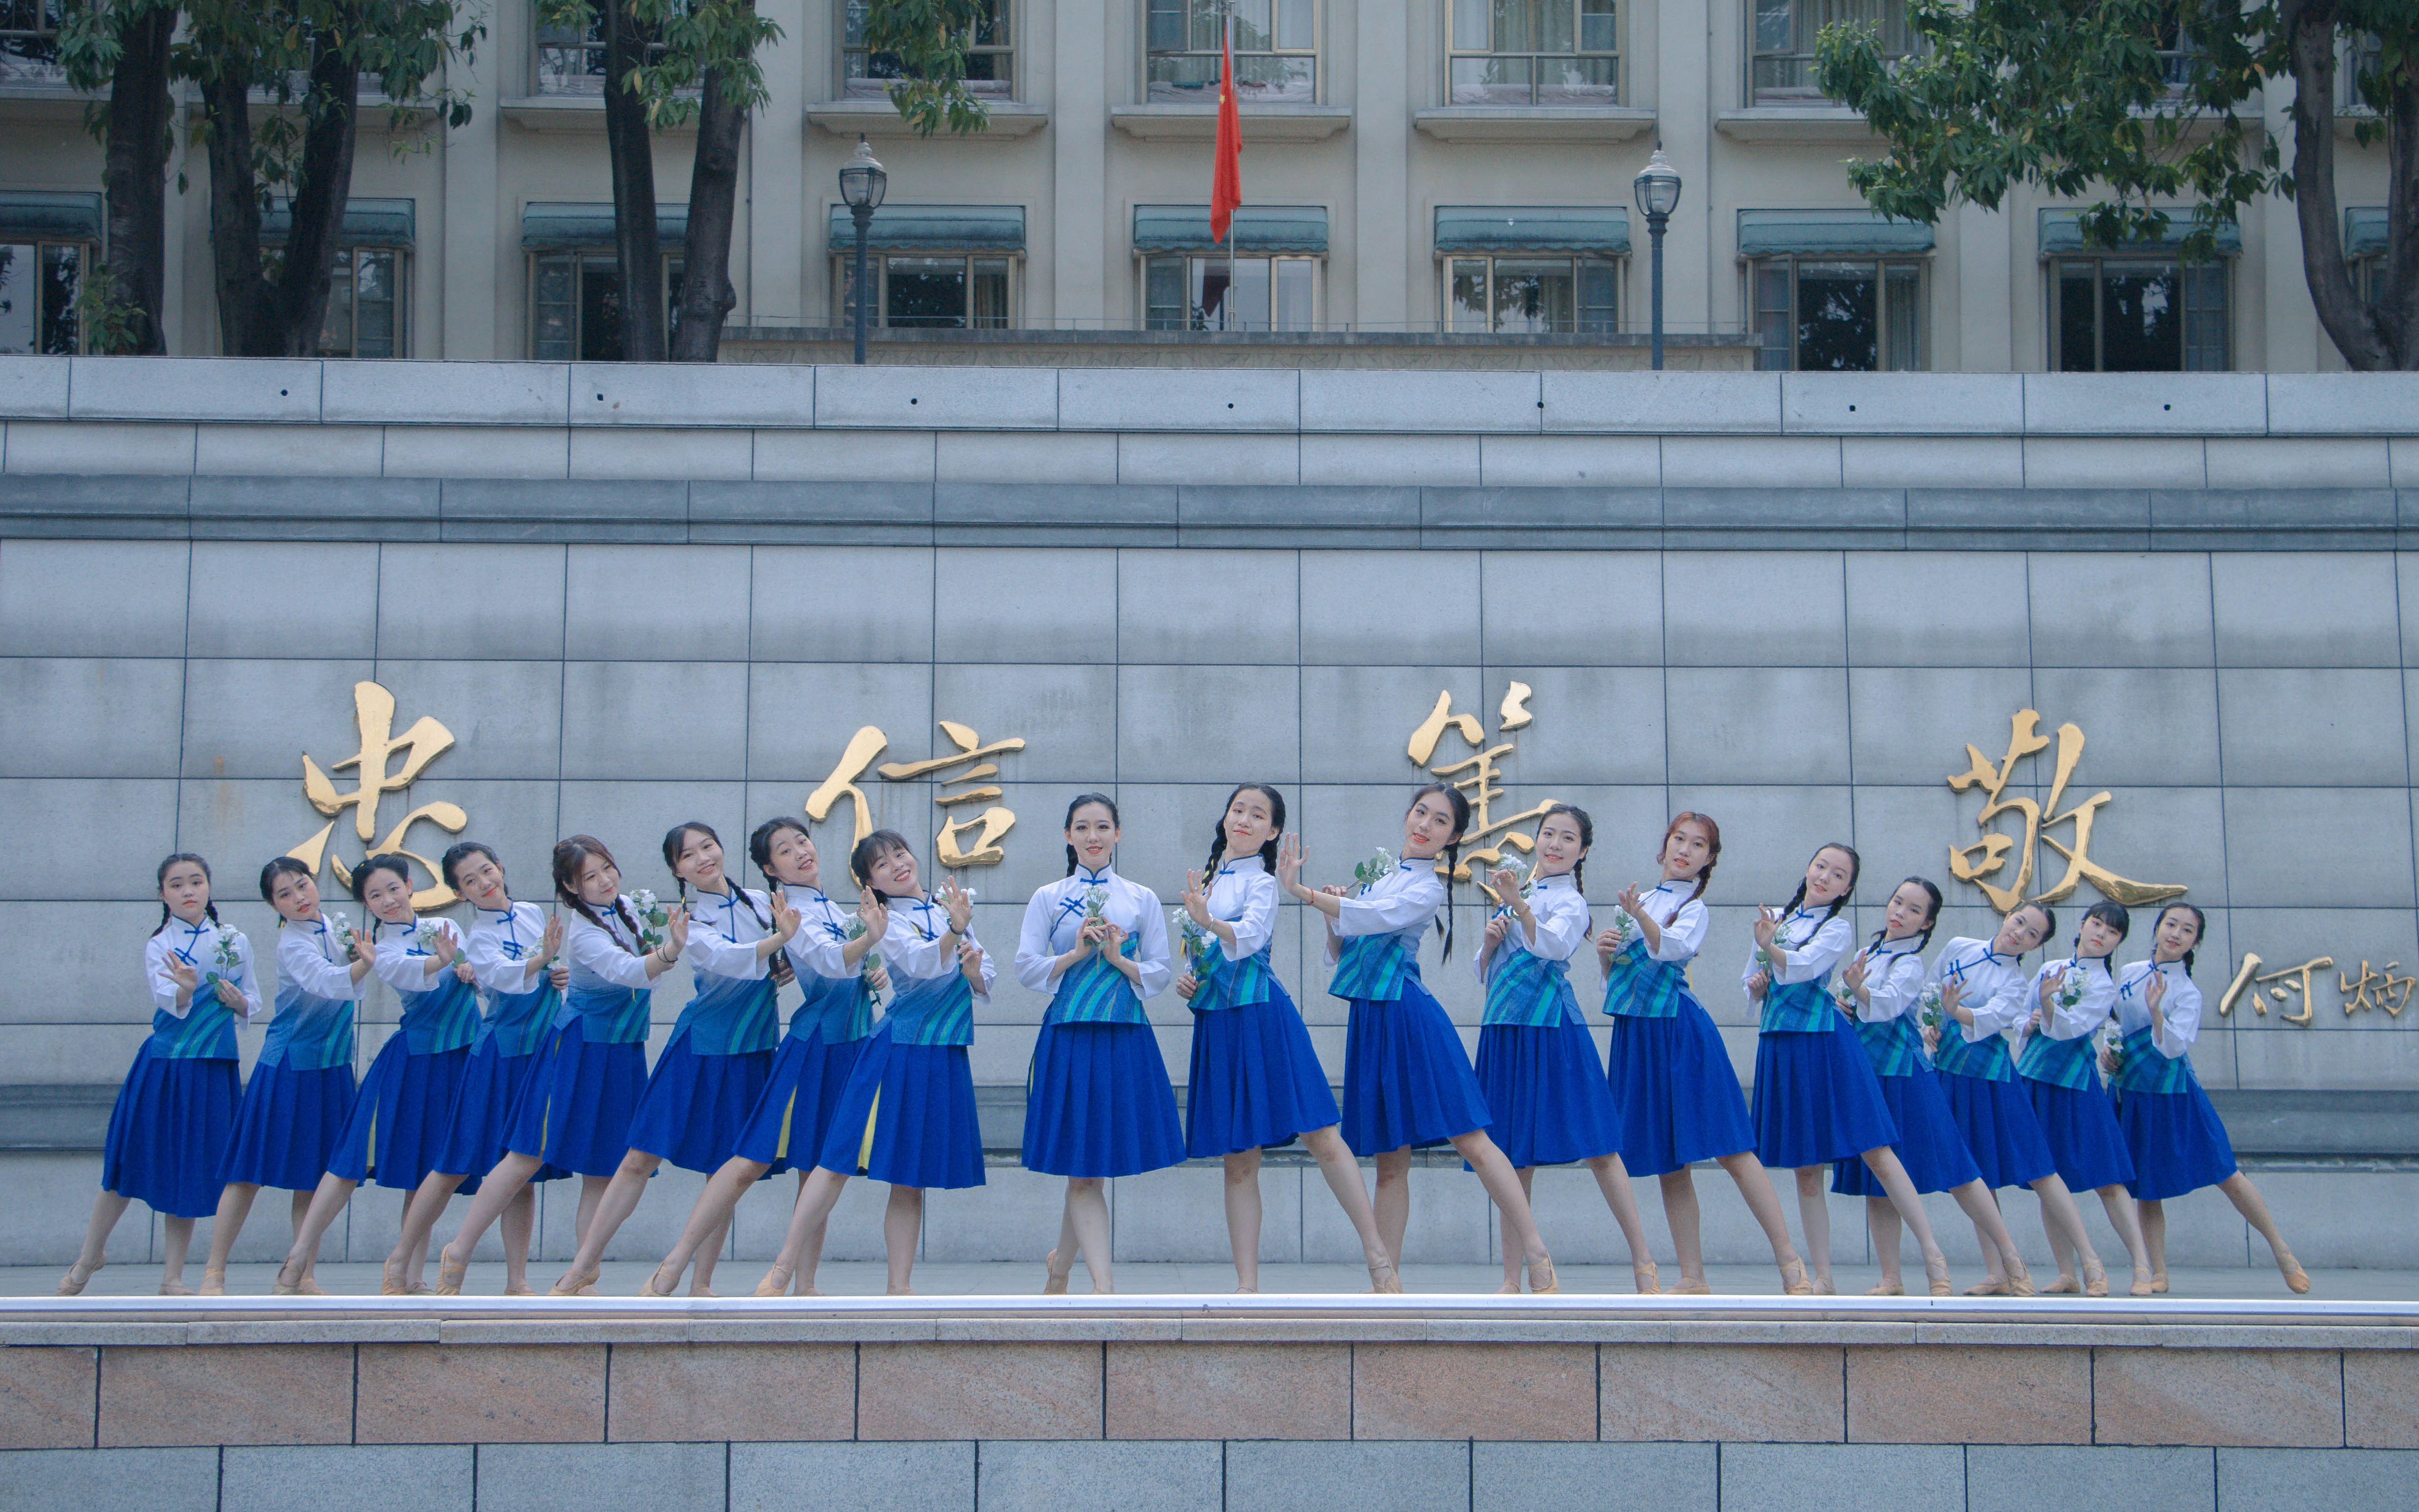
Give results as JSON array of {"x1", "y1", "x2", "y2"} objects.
[
  {"x1": 286, "y1": 681, "x2": 468, "y2": 910},
  {"x1": 805, "y1": 720, "x2": 1028, "y2": 868},
  {"x1": 1407, "y1": 683, "x2": 1554, "y2": 882},
  {"x1": 2338, "y1": 960, "x2": 2414, "y2": 1019},
  {"x1": 1945, "y1": 709, "x2": 2187, "y2": 914}
]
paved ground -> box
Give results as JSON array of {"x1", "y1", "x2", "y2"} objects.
[{"x1": 11, "y1": 1260, "x2": 2399, "y2": 1302}]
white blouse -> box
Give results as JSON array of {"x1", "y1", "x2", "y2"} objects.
[
  {"x1": 1202, "y1": 853, "x2": 1278, "y2": 964},
  {"x1": 781, "y1": 885, "x2": 860, "y2": 981},
  {"x1": 1928, "y1": 938, "x2": 2032, "y2": 1038},
  {"x1": 1743, "y1": 906, "x2": 1854, "y2": 993},
  {"x1": 1475, "y1": 870, "x2": 1590, "y2": 985},
  {"x1": 1326, "y1": 856, "x2": 1446, "y2": 966},
  {"x1": 1628, "y1": 879, "x2": 1709, "y2": 964},
  {"x1": 145, "y1": 917, "x2": 263, "y2": 1020},
  {"x1": 565, "y1": 899, "x2": 655, "y2": 994},
  {"x1": 883, "y1": 893, "x2": 996, "y2": 997},
  {"x1": 465, "y1": 902, "x2": 551, "y2": 996},
  {"x1": 2028, "y1": 954, "x2": 2120, "y2": 1045},
  {"x1": 2116, "y1": 958, "x2": 2204, "y2": 1059},
  {"x1": 277, "y1": 917, "x2": 362, "y2": 1003},
  {"x1": 683, "y1": 884, "x2": 776, "y2": 983},
  {"x1": 1015, "y1": 865, "x2": 1172, "y2": 999},
  {"x1": 1845, "y1": 937, "x2": 1930, "y2": 1023},
  {"x1": 368, "y1": 915, "x2": 465, "y2": 994}
]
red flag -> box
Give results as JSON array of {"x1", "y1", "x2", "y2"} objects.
[{"x1": 1210, "y1": 22, "x2": 1242, "y2": 244}]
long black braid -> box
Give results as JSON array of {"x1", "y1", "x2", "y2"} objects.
[
  {"x1": 554, "y1": 836, "x2": 645, "y2": 953},
  {"x1": 1778, "y1": 842, "x2": 1861, "y2": 950},
  {"x1": 1203, "y1": 783, "x2": 1287, "y2": 878},
  {"x1": 1409, "y1": 782, "x2": 1473, "y2": 961},
  {"x1": 665, "y1": 821, "x2": 768, "y2": 930},
  {"x1": 1867, "y1": 876, "x2": 1944, "y2": 955}
]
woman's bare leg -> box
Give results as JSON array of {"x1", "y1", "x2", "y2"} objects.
[
  {"x1": 1300, "y1": 1126, "x2": 1397, "y2": 1289},
  {"x1": 436, "y1": 1152, "x2": 545, "y2": 1289},
  {"x1": 1857, "y1": 1147, "x2": 1950, "y2": 1289},
  {"x1": 1223, "y1": 1150, "x2": 1263, "y2": 1292},
  {"x1": 2094, "y1": 1183, "x2": 2153, "y2": 1291},
  {"x1": 1659, "y1": 1169, "x2": 1706, "y2": 1288},
  {"x1": 1792, "y1": 1167, "x2": 1835, "y2": 1291},
  {"x1": 1949, "y1": 1181, "x2": 2029, "y2": 1292},
  {"x1": 1448, "y1": 1130, "x2": 1552, "y2": 1283},
  {"x1": 574, "y1": 1174, "x2": 609, "y2": 1247},
  {"x1": 203, "y1": 1181, "x2": 260, "y2": 1289},
  {"x1": 884, "y1": 1184, "x2": 924, "y2": 1294},
  {"x1": 1712, "y1": 1151, "x2": 1808, "y2": 1288},
  {"x1": 1583, "y1": 1154, "x2": 1659, "y2": 1290},
  {"x1": 2139, "y1": 1198, "x2": 2169, "y2": 1287},
  {"x1": 1868, "y1": 1196, "x2": 1903, "y2": 1291},
  {"x1": 687, "y1": 1214, "x2": 732, "y2": 1295},
  {"x1": 556, "y1": 1151, "x2": 665, "y2": 1288},
  {"x1": 768, "y1": 1167, "x2": 852, "y2": 1285},
  {"x1": 277, "y1": 1173, "x2": 360, "y2": 1287},
  {"x1": 650, "y1": 1155, "x2": 773, "y2": 1294},
  {"x1": 2030, "y1": 1174, "x2": 2103, "y2": 1289},
  {"x1": 62, "y1": 1191, "x2": 131, "y2": 1293},
  {"x1": 1061, "y1": 1177, "x2": 1113, "y2": 1293},
  {"x1": 390, "y1": 1171, "x2": 466, "y2": 1290},
  {"x1": 2217, "y1": 1171, "x2": 2308, "y2": 1290},
  {"x1": 1498, "y1": 1168, "x2": 1536, "y2": 1293},
  {"x1": 1372, "y1": 1149, "x2": 1413, "y2": 1265},
  {"x1": 500, "y1": 1185, "x2": 536, "y2": 1293},
  {"x1": 158, "y1": 1216, "x2": 196, "y2": 1293}
]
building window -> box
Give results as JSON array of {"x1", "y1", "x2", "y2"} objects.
[
  {"x1": 0, "y1": 238, "x2": 85, "y2": 354},
  {"x1": 1143, "y1": 255, "x2": 1317, "y2": 330},
  {"x1": 2051, "y1": 257, "x2": 2227, "y2": 372},
  {"x1": 0, "y1": 0, "x2": 66, "y2": 85},
  {"x1": 317, "y1": 248, "x2": 407, "y2": 358},
  {"x1": 535, "y1": 4, "x2": 672, "y2": 94},
  {"x1": 1449, "y1": 0, "x2": 1617, "y2": 106},
  {"x1": 1751, "y1": 0, "x2": 1909, "y2": 105},
  {"x1": 530, "y1": 251, "x2": 685, "y2": 360},
  {"x1": 1751, "y1": 257, "x2": 1923, "y2": 370},
  {"x1": 846, "y1": 0, "x2": 1012, "y2": 100},
  {"x1": 1147, "y1": 0, "x2": 1316, "y2": 104},
  {"x1": 833, "y1": 254, "x2": 1015, "y2": 328},
  {"x1": 1445, "y1": 256, "x2": 1618, "y2": 333}
]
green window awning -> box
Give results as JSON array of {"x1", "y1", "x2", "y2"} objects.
[
  {"x1": 2347, "y1": 207, "x2": 2388, "y2": 258},
  {"x1": 1133, "y1": 204, "x2": 1328, "y2": 255},
  {"x1": 824, "y1": 204, "x2": 1025, "y2": 254},
  {"x1": 0, "y1": 192, "x2": 104, "y2": 243},
  {"x1": 521, "y1": 201, "x2": 690, "y2": 251},
  {"x1": 2037, "y1": 208, "x2": 2242, "y2": 257},
  {"x1": 1435, "y1": 206, "x2": 1629, "y2": 256},
  {"x1": 1738, "y1": 209, "x2": 1935, "y2": 257},
  {"x1": 262, "y1": 197, "x2": 416, "y2": 248}
]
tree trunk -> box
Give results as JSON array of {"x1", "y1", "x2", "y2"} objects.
[
  {"x1": 603, "y1": 0, "x2": 665, "y2": 362},
  {"x1": 2382, "y1": 41, "x2": 2419, "y2": 368},
  {"x1": 201, "y1": 63, "x2": 271, "y2": 357},
  {"x1": 2285, "y1": 0, "x2": 2412, "y2": 368},
  {"x1": 265, "y1": 35, "x2": 362, "y2": 356},
  {"x1": 100, "y1": 2, "x2": 177, "y2": 355},
  {"x1": 670, "y1": 65, "x2": 745, "y2": 362}
]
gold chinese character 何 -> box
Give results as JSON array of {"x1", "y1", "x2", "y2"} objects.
[
  {"x1": 287, "y1": 681, "x2": 468, "y2": 910},
  {"x1": 1945, "y1": 709, "x2": 2186, "y2": 914},
  {"x1": 1407, "y1": 683, "x2": 1553, "y2": 882},
  {"x1": 805, "y1": 720, "x2": 1027, "y2": 868},
  {"x1": 2217, "y1": 953, "x2": 2335, "y2": 1028}
]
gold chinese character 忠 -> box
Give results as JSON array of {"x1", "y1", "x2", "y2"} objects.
[
  {"x1": 1407, "y1": 683, "x2": 1554, "y2": 881},
  {"x1": 805, "y1": 720, "x2": 1028, "y2": 868},
  {"x1": 287, "y1": 681, "x2": 468, "y2": 910},
  {"x1": 1945, "y1": 709, "x2": 2187, "y2": 914}
]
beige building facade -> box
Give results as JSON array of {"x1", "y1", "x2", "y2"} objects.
[{"x1": 0, "y1": 0, "x2": 2398, "y2": 370}]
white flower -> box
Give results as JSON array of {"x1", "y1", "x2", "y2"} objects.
[
  {"x1": 1352, "y1": 848, "x2": 1398, "y2": 895},
  {"x1": 1917, "y1": 983, "x2": 1944, "y2": 1028},
  {"x1": 1082, "y1": 884, "x2": 1110, "y2": 921}
]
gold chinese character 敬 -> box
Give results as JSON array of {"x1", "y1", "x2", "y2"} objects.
[
  {"x1": 804, "y1": 720, "x2": 1028, "y2": 868},
  {"x1": 1945, "y1": 709, "x2": 2186, "y2": 914},
  {"x1": 286, "y1": 681, "x2": 468, "y2": 910},
  {"x1": 1407, "y1": 683, "x2": 1554, "y2": 882}
]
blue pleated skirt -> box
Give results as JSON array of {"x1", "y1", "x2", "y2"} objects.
[
  {"x1": 101, "y1": 1043, "x2": 240, "y2": 1219},
  {"x1": 1833, "y1": 1065, "x2": 1983, "y2": 1196},
  {"x1": 1937, "y1": 1069, "x2": 2058, "y2": 1189},
  {"x1": 1603, "y1": 996, "x2": 1757, "y2": 1177},
  {"x1": 1023, "y1": 1020, "x2": 1188, "y2": 1178},
  {"x1": 505, "y1": 1017, "x2": 648, "y2": 1180},
  {"x1": 1475, "y1": 1019, "x2": 1625, "y2": 1168},
  {"x1": 733, "y1": 1028, "x2": 869, "y2": 1174},
  {"x1": 434, "y1": 1042, "x2": 557, "y2": 1185},
  {"x1": 814, "y1": 1026, "x2": 984, "y2": 1190},
  {"x1": 2025, "y1": 1074, "x2": 2135, "y2": 1191},
  {"x1": 2116, "y1": 1082, "x2": 2239, "y2": 1200},
  {"x1": 325, "y1": 1038, "x2": 474, "y2": 1192},
  {"x1": 1751, "y1": 1021, "x2": 1901, "y2": 1170},
  {"x1": 623, "y1": 1029, "x2": 774, "y2": 1174},
  {"x1": 1339, "y1": 978, "x2": 1492, "y2": 1157},
  {"x1": 218, "y1": 1061, "x2": 359, "y2": 1192},
  {"x1": 1184, "y1": 983, "x2": 1340, "y2": 1158}
]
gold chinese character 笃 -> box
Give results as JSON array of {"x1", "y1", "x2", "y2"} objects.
[
  {"x1": 1407, "y1": 682, "x2": 1553, "y2": 882},
  {"x1": 2217, "y1": 952, "x2": 2334, "y2": 1028},
  {"x1": 805, "y1": 720, "x2": 1028, "y2": 868},
  {"x1": 286, "y1": 681, "x2": 468, "y2": 910},
  {"x1": 1945, "y1": 709, "x2": 2187, "y2": 914},
  {"x1": 2337, "y1": 960, "x2": 2414, "y2": 1019}
]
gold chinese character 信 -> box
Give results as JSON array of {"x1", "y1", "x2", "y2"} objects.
[
  {"x1": 286, "y1": 681, "x2": 468, "y2": 910},
  {"x1": 1945, "y1": 709, "x2": 2186, "y2": 915},
  {"x1": 805, "y1": 720, "x2": 1028, "y2": 868},
  {"x1": 1407, "y1": 683, "x2": 1554, "y2": 882}
]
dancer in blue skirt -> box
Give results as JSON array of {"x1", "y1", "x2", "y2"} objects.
[
  {"x1": 552, "y1": 821, "x2": 799, "y2": 1296},
  {"x1": 1173, "y1": 783, "x2": 1398, "y2": 1294},
  {"x1": 436, "y1": 835, "x2": 687, "y2": 1295},
  {"x1": 1597, "y1": 813, "x2": 1807, "y2": 1295},
  {"x1": 647, "y1": 818, "x2": 890, "y2": 1298},
  {"x1": 2017, "y1": 901, "x2": 2154, "y2": 1296},
  {"x1": 1471, "y1": 805, "x2": 1658, "y2": 1295},
  {"x1": 1745, "y1": 843, "x2": 1954, "y2": 1295},
  {"x1": 1015, "y1": 794, "x2": 1186, "y2": 1295},
  {"x1": 1928, "y1": 903, "x2": 2108, "y2": 1295},
  {"x1": 1277, "y1": 782, "x2": 1559, "y2": 1292},
  {"x1": 382, "y1": 842, "x2": 567, "y2": 1296},
  {"x1": 2111, "y1": 903, "x2": 2309, "y2": 1294},
  {"x1": 274, "y1": 855, "x2": 484, "y2": 1294},
  {"x1": 758, "y1": 831, "x2": 991, "y2": 1297},
  {"x1": 201, "y1": 856, "x2": 372, "y2": 1295},
  {"x1": 1828, "y1": 877, "x2": 2031, "y2": 1296},
  {"x1": 61, "y1": 855, "x2": 260, "y2": 1297}
]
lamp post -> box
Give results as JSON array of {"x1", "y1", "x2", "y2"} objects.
[
  {"x1": 1632, "y1": 145, "x2": 1681, "y2": 371},
  {"x1": 839, "y1": 135, "x2": 888, "y2": 365}
]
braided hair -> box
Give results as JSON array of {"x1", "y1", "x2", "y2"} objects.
[
  {"x1": 1537, "y1": 803, "x2": 1593, "y2": 895},
  {"x1": 1062, "y1": 793, "x2": 1119, "y2": 878},
  {"x1": 1868, "y1": 876, "x2": 1944, "y2": 954},
  {"x1": 258, "y1": 856, "x2": 314, "y2": 926},
  {"x1": 1408, "y1": 782, "x2": 1472, "y2": 961},
  {"x1": 440, "y1": 841, "x2": 504, "y2": 902},
  {"x1": 1656, "y1": 812, "x2": 1722, "y2": 927},
  {"x1": 1203, "y1": 783, "x2": 1286, "y2": 879},
  {"x1": 664, "y1": 821, "x2": 767, "y2": 930},
  {"x1": 554, "y1": 836, "x2": 643, "y2": 952},
  {"x1": 749, "y1": 816, "x2": 813, "y2": 891},
  {"x1": 349, "y1": 853, "x2": 417, "y2": 938},
  {"x1": 2152, "y1": 902, "x2": 2205, "y2": 975},
  {"x1": 1778, "y1": 842, "x2": 1861, "y2": 949},
  {"x1": 152, "y1": 853, "x2": 222, "y2": 937}
]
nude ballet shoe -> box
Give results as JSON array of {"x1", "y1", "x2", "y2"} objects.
[
  {"x1": 1926, "y1": 1253, "x2": 1953, "y2": 1298},
  {"x1": 1779, "y1": 1257, "x2": 1815, "y2": 1297},
  {"x1": 1867, "y1": 1279, "x2": 1906, "y2": 1296},
  {"x1": 434, "y1": 1246, "x2": 468, "y2": 1297},
  {"x1": 158, "y1": 1281, "x2": 195, "y2": 1297},
  {"x1": 2129, "y1": 1268, "x2": 2156, "y2": 1298},
  {"x1": 1041, "y1": 1249, "x2": 1071, "y2": 1297},
  {"x1": 2150, "y1": 1272, "x2": 2171, "y2": 1295},
  {"x1": 1964, "y1": 1279, "x2": 2010, "y2": 1297},
  {"x1": 1495, "y1": 1279, "x2": 1522, "y2": 1295},
  {"x1": 637, "y1": 1264, "x2": 679, "y2": 1299},
  {"x1": 1669, "y1": 1277, "x2": 1712, "y2": 1296},
  {"x1": 502, "y1": 1282, "x2": 538, "y2": 1297},
  {"x1": 379, "y1": 1261, "x2": 412, "y2": 1297},
  {"x1": 1367, "y1": 1257, "x2": 1404, "y2": 1295},
  {"x1": 2005, "y1": 1261, "x2": 2037, "y2": 1298},
  {"x1": 547, "y1": 1267, "x2": 600, "y2": 1297},
  {"x1": 2284, "y1": 1264, "x2": 2312, "y2": 1296},
  {"x1": 2082, "y1": 1262, "x2": 2110, "y2": 1298},
  {"x1": 1525, "y1": 1255, "x2": 1559, "y2": 1295},
  {"x1": 199, "y1": 1268, "x2": 226, "y2": 1297},
  {"x1": 56, "y1": 1254, "x2": 103, "y2": 1296},
  {"x1": 1633, "y1": 1259, "x2": 1660, "y2": 1296},
  {"x1": 2042, "y1": 1272, "x2": 2080, "y2": 1295},
  {"x1": 271, "y1": 1258, "x2": 308, "y2": 1297},
  {"x1": 752, "y1": 1265, "x2": 794, "y2": 1298}
]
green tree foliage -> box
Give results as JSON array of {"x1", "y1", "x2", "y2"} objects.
[
  {"x1": 1818, "y1": 0, "x2": 2418, "y2": 369},
  {"x1": 57, "y1": 0, "x2": 182, "y2": 353},
  {"x1": 858, "y1": 0, "x2": 995, "y2": 136}
]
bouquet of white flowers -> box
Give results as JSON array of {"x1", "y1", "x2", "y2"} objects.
[
  {"x1": 2054, "y1": 965, "x2": 2086, "y2": 1014},
  {"x1": 414, "y1": 918, "x2": 450, "y2": 954},
  {"x1": 1601, "y1": 906, "x2": 1639, "y2": 955},
  {"x1": 1082, "y1": 884, "x2": 1110, "y2": 923},
  {"x1": 846, "y1": 917, "x2": 884, "y2": 979},
  {"x1": 1487, "y1": 856, "x2": 1532, "y2": 906},
  {"x1": 631, "y1": 890, "x2": 670, "y2": 951},
  {"x1": 1917, "y1": 983, "x2": 1944, "y2": 1030},
  {"x1": 2097, "y1": 1018, "x2": 2125, "y2": 1075},
  {"x1": 1171, "y1": 908, "x2": 1220, "y2": 978},
  {"x1": 1352, "y1": 849, "x2": 1398, "y2": 895},
  {"x1": 209, "y1": 930, "x2": 244, "y2": 985},
  {"x1": 327, "y1": 912, "x2": 360, "y2": 961}
]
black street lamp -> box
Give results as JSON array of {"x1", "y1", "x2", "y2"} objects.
[
  {"x1": 1632, "y1": 145, "x2": 1682, "y2": 371},
  {"x1": 839, "y1": 135, "x2": 889, "y2": 365}
]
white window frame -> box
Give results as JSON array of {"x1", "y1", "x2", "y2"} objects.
[
  {"x1": 844, "y1": 0, "x2": 1014, "y2": 102},
  {"x1": 1440, "y1": 252, "x2": 1622, "y2": 334},
  {"x1": 1145, "y1": 0, "x2": 1320, "y2": 105},
  {"x1": 2048, "y1": 254, "x2": 2230, "y2": 373},
  {"x1": 1446, "y1": 0, "x2": 1621, "y2": 107},
  {"x1": 1139, "y1": 252, "x2": 1322, "y2": 331},
  {"x1": 1748, "y1": 254, "x2": 1927, "y2": 371},
  {"x1": 0, "y1": 236, "x2": 91, "y2": 354},
  {"x1": 1748, "y1": 0, "x2": 1911, "y2": 107},
  {"x1": 829, "y1": 251, "x2": 1020, "y2": 329}
]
